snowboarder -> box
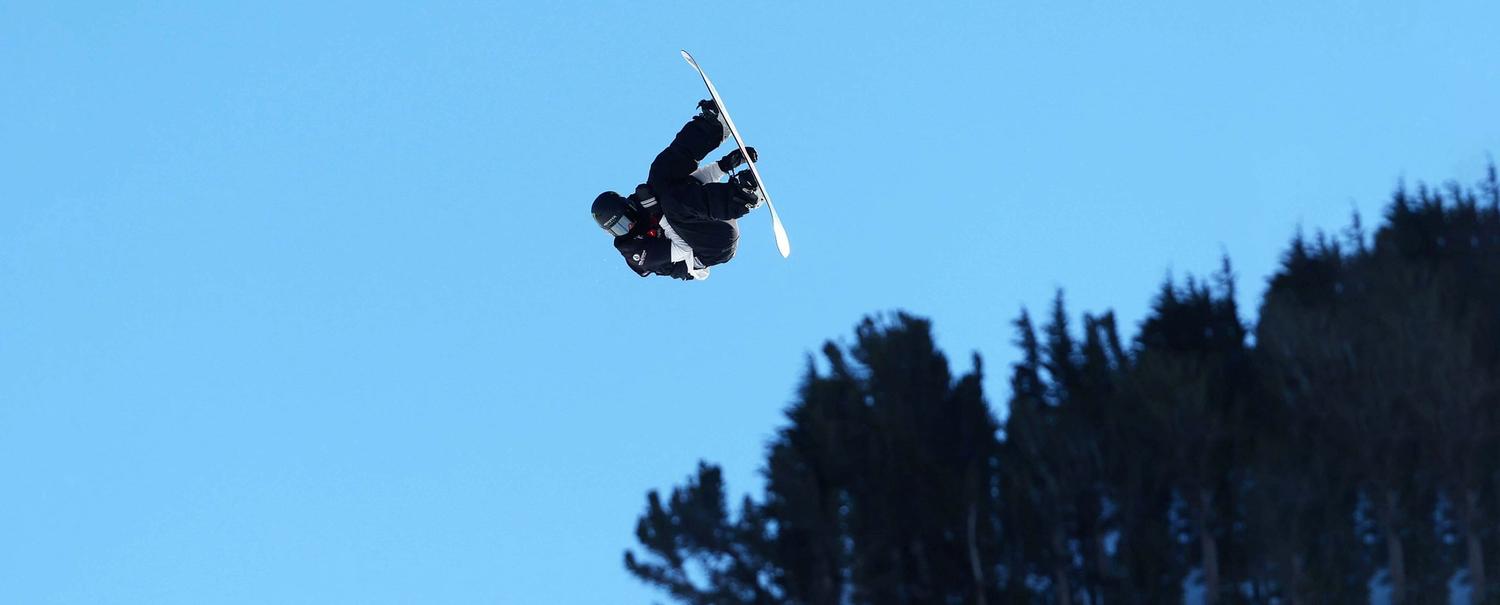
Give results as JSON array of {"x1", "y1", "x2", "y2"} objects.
[{"x1": 591, "y1": 100, "x2": 762, "y2": 281}]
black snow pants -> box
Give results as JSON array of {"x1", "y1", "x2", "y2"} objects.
[{"x1": 646, "y1": 114, "x2": 755, "y2": 267}]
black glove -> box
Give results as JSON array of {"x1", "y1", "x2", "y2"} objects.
[
  {"x1": 716, "y1": 147, "x2": 758, "y2": 172},
  {"x1": 668, "y1": 262, "x2": 696, "y2": 280}
]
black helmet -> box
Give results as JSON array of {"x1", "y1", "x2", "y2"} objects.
[{"x1": 592, "y1": 191, "x2": 636, "y2": 236}]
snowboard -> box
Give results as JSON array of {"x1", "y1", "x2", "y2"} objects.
[{"x1": 680, "y1": 50, "x2": 791, "y2": 258}]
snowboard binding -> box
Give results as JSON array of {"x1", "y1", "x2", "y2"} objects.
[
  {"x1": 731, "y1": 170, "x2": 762, "y2": 211},
  {"x1": 696, "y1": 99, "x2": 731, "y2": 143}
]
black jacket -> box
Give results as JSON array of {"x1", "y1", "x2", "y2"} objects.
[{"x1": 613, "y1": 232, "x2": 697, "y2": 280}]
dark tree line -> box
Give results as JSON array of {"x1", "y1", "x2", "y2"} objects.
[{"x1": 625, "y1": 167, "x2": 1500, "y2": 604}]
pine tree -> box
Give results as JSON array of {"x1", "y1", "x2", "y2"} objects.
[
  {"x1": 624, "y1": 462, "x2": 780, "y2": 604},
  {"x1": 838, "y1": 314, "x2": 1000, "y2": 604},
  {"x1": 999, "y1": 308, "x2": 1078, "y2": 604},
  {"x1": 1255, "y1": 233, "x2": 1370, "y2": 602},
  {"x1": 1132, "y1": 264, "x2": 1252, "y2": 605}
]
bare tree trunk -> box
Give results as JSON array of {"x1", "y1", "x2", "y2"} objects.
[
  {"x1": 1383, "y1": 490, "x2": 1406, "y2": 605},
  {"x1": 967, "y1": 502, "x2": 988, "y2": 605},
  {"x1": 1052, "y1": 525, "x2": 1073, "y2": 605},
  {"x1": 1465, "y1": 490, "x2": 1486, "y2": 604},
  {"x1": 1195, "y1": 489, "x2": 1220, "y2": 605}
]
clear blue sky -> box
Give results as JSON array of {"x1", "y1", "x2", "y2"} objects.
[{"x1": 3, "y1": 2, "x2": 1497, "y2": 603}]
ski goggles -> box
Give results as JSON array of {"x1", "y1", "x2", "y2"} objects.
[{"x1": 602, "y1": 213, "x2": 635, "y2": 236}]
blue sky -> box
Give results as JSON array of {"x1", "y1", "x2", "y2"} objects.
[{"x1": 2, "y1": 2, "x2": 1497, "y2": 603}]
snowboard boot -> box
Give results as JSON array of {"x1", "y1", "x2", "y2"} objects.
[
  {"x1": 730, "y1": 170, "x2": 762, "y2": 211},
  {"x1": 696, "y1": 99, "x2": 731, "y2": 143}
]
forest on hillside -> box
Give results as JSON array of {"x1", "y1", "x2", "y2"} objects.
[{"x1": 625, "y1": 167, "x2": 1500, "y2": 605}]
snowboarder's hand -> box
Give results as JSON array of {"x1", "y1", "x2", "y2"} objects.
[{"x1": 717, "y1": 147, "x2": 758, "y2": 172}]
